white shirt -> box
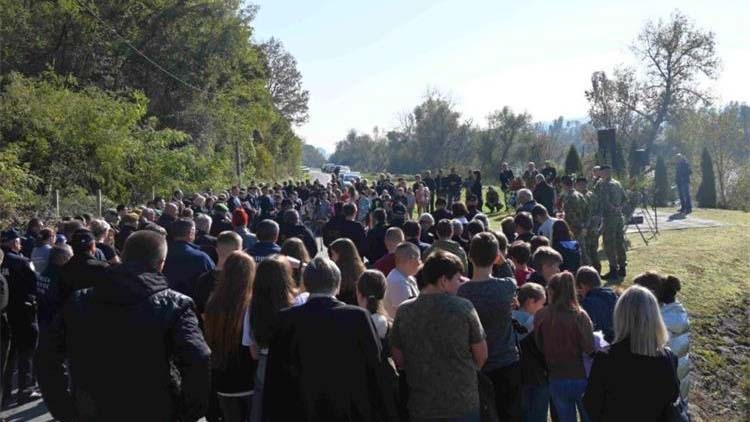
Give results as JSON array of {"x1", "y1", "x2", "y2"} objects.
[
  {"x1": 384, "y1": 268, "x2": 419, "y2": 318},
  {"x1": 537, "y1": 217, "x2": 559, "y2": 240}
]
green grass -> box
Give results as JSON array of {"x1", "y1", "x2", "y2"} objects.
[{"x1": 588, "y1": 208, "x2": 749, "y2": 421}]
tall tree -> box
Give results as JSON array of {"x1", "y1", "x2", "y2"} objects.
[
  {"x1": 653, "y1": 155, "x2": 670, "y2": 206},
  {"x1": 259, "y1": 37, "x2": 310, "y2": 125},
  {"x1": 696, "y1": 147, "x2": 717, "y2": 208},
  {"x1": 302, "y1": 143, "x2": 326, "y2": 168},
  {"x1": 586, "y1": 11, "x2": 719, "y2": 152},
  {"x1": 476, "y1": 106, "x2": 532, "y2": 173},
  {"x1": 564, "y1": 145, "x2": 583, "y2": 176}
]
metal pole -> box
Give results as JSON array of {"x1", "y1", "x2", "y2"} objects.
[
  {"x1": 55, "y1": 189, "x2": 60, "y2": 218},
  {"x1": 152, "y1": 186, "x2": 156, "y2": 201},
  {"x1": 235, "y1": 138, "x2": 242, "y2": 186}
]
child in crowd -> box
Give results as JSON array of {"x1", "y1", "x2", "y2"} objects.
[
  {"x1": 527, "y1": 246, "x2": 561, "y2": 287},
  {"x1": 529, "y1": 235, "x2": 550, "y2": 256},
  {"x1": 357, "y1": 270, "x2": 391, "y2": 342},
  {"x1": 513, "y1": 283, "x2": 549, "y2": 422},
  {"x1": 508, "y1": 241, "x2": 535, "y2": 286},
  {"x1": 575, "y1": 266, "x2": 617, "y2": 343}
]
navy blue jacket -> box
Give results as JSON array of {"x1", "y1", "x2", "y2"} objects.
[
  {"x1": 163, "y1": 241, "x2": 215, "y2": 300},
  {"x1": 246, "y1": 241, "x2": 281, "y2": 264},
  {"x1": 581, "y1": 287, "x2": 618, "y2": 343},
  {"x1": 1, "y1": 248, "x2": 37, "y2": 323}
]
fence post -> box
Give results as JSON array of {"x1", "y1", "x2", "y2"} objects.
[
  {"x1": 97, "y1": 189, "x2": 102, "y2": 217},
  {"x1": 55, "y1": 189, "x2": 60, "y2": 218}
]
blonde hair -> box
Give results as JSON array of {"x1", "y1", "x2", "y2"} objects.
[{"x1": 614, "y1": 285, "x2": 668, "y2": 357}]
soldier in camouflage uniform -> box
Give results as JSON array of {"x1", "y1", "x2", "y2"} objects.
[
  {"x1": 560, "y1": 175, "x2": 589, "y2": 265},
  {"x1": 593, "y1": 165, "x2": 628, "y2": 279},
  {"x1": 576, "y1": 176, "x2": 601, "y2": 272}
]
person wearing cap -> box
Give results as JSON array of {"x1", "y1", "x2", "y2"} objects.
[
  {"x1": 1, "y1": 228, "x2": 40, "y2": 404},
  {"x1": 57, "y1": 229, "x2": 111, "y2": 303},
  {"x1": 163, "y1": 219, "x2": 215, "y2": 300},
  {"x1": 232, "y1": 208, "x2": 257, "y2": 251},
  {"x1": 37, "y1": 230, "x2": 211, "y2": 422},
  {"x1": 593, "y1": 165, "x2": 628, "y2": 279}
]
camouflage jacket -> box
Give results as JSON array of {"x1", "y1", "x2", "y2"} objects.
[{"x1": 560, "y1": 189, "x2": 588, "y2": 232}]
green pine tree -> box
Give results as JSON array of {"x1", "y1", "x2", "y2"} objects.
[
  {"x1": 564, "y1": 145, "x2": 583, "y2": 176},
  {"x1": 696, "y1": 147, "x2": 717, "y2": 208},
  {"x1": 653, "y1": 155, "x2": 670, "y2": 207}
]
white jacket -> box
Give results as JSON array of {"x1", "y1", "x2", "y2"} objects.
[{"x1": 662, "y1": 301, "x2": 691, "y2": 400}]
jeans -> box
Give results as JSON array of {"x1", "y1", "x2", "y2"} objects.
[
  {"x1": 218, "y1": 394, "x2": 252, "y2": 422},
  {"x1": 411, "y1": 409, "x2": 481, "y2": 422},
  {"x1": 486, "y1": 361, "x2": 522, "y2": 422},
  {"x1": 548, "y1": 378, "x2": 588, "y2": 422},
  {"x1": 522, "y1": 382, "x2": 550, "y2": 422},
  {"x1": 677, "y1": 183, "x2": 692, "y2": 212}
]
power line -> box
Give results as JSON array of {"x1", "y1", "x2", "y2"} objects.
[{"x1": 74, "y1": 0, "x2": 207, "y2": 94}]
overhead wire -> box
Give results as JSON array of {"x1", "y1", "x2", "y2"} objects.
[{"x1": 74, "y1": 0, "x2": 207, "y2": 94}]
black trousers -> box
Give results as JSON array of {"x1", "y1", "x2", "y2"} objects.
[
  {"x1": 2, "y1": 318, "x2": 38, "y2": 400},
  {"x1": 485, "y1": 361, "x2": 522, "y2": 422}
]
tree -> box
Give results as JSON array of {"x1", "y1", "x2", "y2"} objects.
[
  {"x1": 477, "y1": 106, "x2": 532, "y2": 173},
  {"x1": 586, "y1": 11, "x2": 719, "y2": 152},
  {"x1": 302, "y1": 143, "x2": 326, "y2": 168},
  {"x1": 653, "y1": 155, "x2": 670, "y2": 206},
  {"x1": 259, "y1": 37, "x2": 310, "y2": 125},
  {"x1": 564, "y1": 145, "x2": 583, "y2": 176},
  {"x1": 696, "y1": 147, "x2": 717, "y2": 208}
]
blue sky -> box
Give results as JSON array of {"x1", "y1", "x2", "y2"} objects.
[{"x1": 250, "y1": 0, "x2": 749, "y2": 151}]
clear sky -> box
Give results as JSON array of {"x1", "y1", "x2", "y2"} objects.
[{"x1": 250, "y1": 0, "x2": 749, "y2": 152}]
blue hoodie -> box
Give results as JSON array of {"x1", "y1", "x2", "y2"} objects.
[
  {"x1": 581, "y1": 287, "x2": 618, "y2": 343},
  {"x1": 246, "y1": 241, "x2": 281, "y2": 263}
]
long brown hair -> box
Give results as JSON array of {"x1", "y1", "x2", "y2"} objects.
[
  {"x1": 204, "y1": 251, "x2": 255, "y2": 370},
  {"x1": 547, "y1": 271, "x2": 580, "y2": 312},
  {"x1": 357, "y1": 270, "x2": 389, "y2": 319},
  {"x1": 280, "y1": 237, "x2": 311, "y2": 287},
  {"x1": 329, "y1": 238, "x2": 365, "y2": 302},
  {"x1": 250, "y1": 255, "x2": 296, "y2": 348}
]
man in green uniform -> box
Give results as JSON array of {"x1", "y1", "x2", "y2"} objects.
[
  {"x1": 560, "y1": 175, "x2": 589, "y2": 265},
  {"x1": 576, "y1": 176, "x2": 601, "y2": 272},
  {"x1": 594, "y1": 165, "x2": 627, "y2": 279}
]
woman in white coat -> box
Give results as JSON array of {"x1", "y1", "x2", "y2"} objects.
[{"x1": 634, "y1": 271, "x2": 691, "y2": 401}]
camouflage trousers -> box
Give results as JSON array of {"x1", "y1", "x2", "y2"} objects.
[
  {"x1": 602, "y1": 216, "x2": 627, "y2": 270},
  {"x1": 583, "y1": 226, "x2": 601, "y2": 272},
  {"x1": 571, "y1": 227, "x2": 590, "y2": 266}
]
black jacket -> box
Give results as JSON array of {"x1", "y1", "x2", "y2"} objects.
[
  {"x1": 38, "y1": 263, "x2": 211, "y2": 422},
  {"x1": 263, "y1": 296, "x2": 399, "y2": 422},
  {"x1": 58, "y1": 252, "x2": 110, "y2": 303},
  {"x1": 279, "y1": 223, "x2": 319, "y2": 257},
  {"x1": 583, "y1": 339, "x2": 679, "y2": 422},
  {"x1": 0, "y1": 248, "x2": 37, "y2": 326},
  {"x1": 533, "y1": 182, "x2": 555, "y2": 213},
  {"x1": 364, "y1": 224, "x2": 388, "y2": 264}
]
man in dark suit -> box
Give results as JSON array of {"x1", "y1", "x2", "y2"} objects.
[{"x1": 263, "y1": 256, "x2": 399, "y2": 422}]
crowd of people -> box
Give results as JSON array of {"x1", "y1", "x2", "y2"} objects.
[{"x1": 0, "y1": 160, "x2": 692, "y2": 422}]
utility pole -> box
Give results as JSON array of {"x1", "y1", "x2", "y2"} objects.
[{"x1": 235, "y1": 138, "x2": 242, "y2": 186}]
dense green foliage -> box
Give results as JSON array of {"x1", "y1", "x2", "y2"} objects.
[
  {"x1": 653, "y1": 156, "x2": 670, "y2": 207},
  {"x1": 0, "y1": 0, "x2": 305, "y2": 217},
  {"x1": 696, "y1": 148, "x2": 717, "y2": 208},
  {"x1": 564, "y1": 145, "x2": 583, "y2": 176}
]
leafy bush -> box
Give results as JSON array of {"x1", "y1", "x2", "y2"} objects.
[{"x1": 564, "y1": 145, "x2": 583, "y2": 176}]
